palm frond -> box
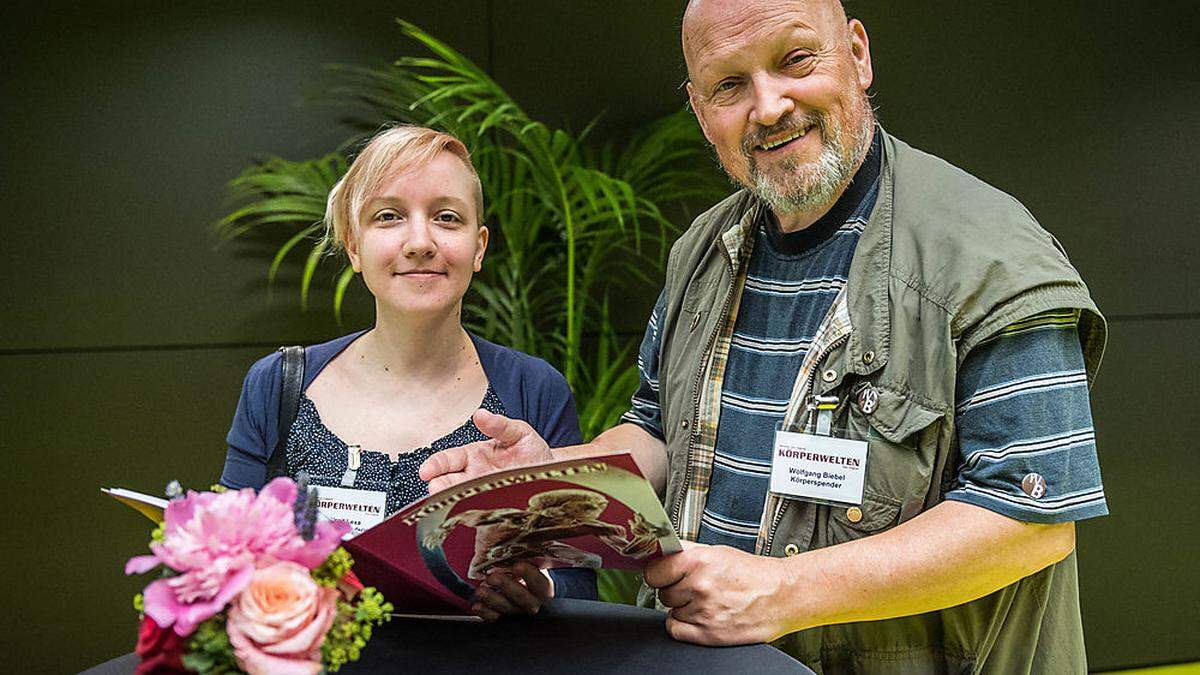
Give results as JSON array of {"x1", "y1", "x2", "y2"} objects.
[{"x1": 216, "y1": 21, "x2": 730, "y2": 473}]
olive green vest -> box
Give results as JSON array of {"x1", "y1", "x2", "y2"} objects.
[{"x1": 645, "y1": 131, "x2": 1106, "y2": 674}]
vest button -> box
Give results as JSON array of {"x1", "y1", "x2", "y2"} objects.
[
  {"x1": 846, "y1": 506, "x2": 863, "y2": 523},
  {"x1": 680, "y1": 419, "x2": 690, "y2": 430},
  {"x1": 783, "y1": 543, "x2": 800, "y2": 556},
  {"x1": 821, "y1": 368, "x2": 838, "y2": 383},
  {"x1": 862, "y1": 350, "x2": 876, "y2": 365}
]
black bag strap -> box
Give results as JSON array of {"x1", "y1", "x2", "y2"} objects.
[{"x1": 266, "y1": 345, "x2": 305, "y2": 480}]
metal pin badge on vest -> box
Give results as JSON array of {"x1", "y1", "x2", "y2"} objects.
[
  {"x1": 854, "y1": 383, "x2": 880, "y2": 415},
  {"x1": 1021, "y1": 472, "x2": 1047, "y2": 499},
  {"x1": 806, "y1": 394, "x2": 840, "y2": 436}
]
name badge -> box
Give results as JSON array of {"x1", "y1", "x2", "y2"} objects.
[
  {"x1": 316, "y1": 485, "x2": 387, "y2": 539},
  {"x1": 770, "y1": 430, "x2": 869, "y2": 506}
]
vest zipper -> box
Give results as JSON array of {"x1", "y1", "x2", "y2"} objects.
[
  {"x1": 764, "y1": 332, "x2": 850, "y2": 553},
  {"x1": 671, "y1": 251, "x2": 739, "y2": 529}
]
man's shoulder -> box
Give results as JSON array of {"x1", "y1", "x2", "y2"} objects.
[
  {"x1": 889, "y1": 135, "x2": 1054, "y2": 250},
  {"x1": 886, "y1": 135, "x2": 1078, "y2": 303},
  {"x1": 883, "y1": 135, "x2": 1101, "y2": 359}
]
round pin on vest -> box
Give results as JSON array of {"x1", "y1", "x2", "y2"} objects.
[
  {"x1": 1021, "y1": 473, "x2": 1047, "y2": 499},
  {"x1": 857, "y1": 385, "x2": 880, "y2": 415}
]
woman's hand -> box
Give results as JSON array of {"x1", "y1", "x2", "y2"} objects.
[
  {"x1": 471, "y1": 562, "x2": 554, "y2": 621},
  {"x1": 419, "y1": 409, "x2": 554, "y2": 492}
]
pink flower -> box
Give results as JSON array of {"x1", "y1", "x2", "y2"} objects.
[
  {"x1": 226, "y1": 561, "x2": 338, "y2": 675},
  {"x1": 126, "y1": 478, "x2": 349, "y2": 636}
]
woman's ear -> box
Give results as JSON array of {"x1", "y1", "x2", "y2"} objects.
[
  {"x1": 474, "y1": 224, "x2": 489, "y2": 272},
  {"x1": 346, "y1": 232, "x2": 362, "y2": 273}
]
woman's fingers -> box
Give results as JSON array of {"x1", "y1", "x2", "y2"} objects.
[
  {"x1": 470, "y1": 601, "x2": 500, "y2": 622},
  {"x1": 487, "y1": 571, "x2": 541, "y2": 614},
  {"x1": 512, "y1": 562, "x2": 553, "y2": 601},
  {"x1": 476, "y1": 580, "x2": 520, "y2": 615}
]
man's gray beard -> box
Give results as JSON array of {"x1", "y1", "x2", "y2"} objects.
[{"x1": 740, "y1": 98, "x2": 875, "y2": 215}]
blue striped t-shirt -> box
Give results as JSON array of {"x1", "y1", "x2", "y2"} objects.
[
  {"x1": 622, "y1": 145, "x2": 1106, "y2": 550},
  {"x1": 695, "y1": 181, "x2": 878, "y2": 548},
  {"x1": 945, "y1": 310, "x2": 1107, "y2": 522}
]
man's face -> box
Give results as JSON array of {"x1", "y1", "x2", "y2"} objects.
[{"x1": 684, "y1": 0, "x2": 875, "y2": 214}]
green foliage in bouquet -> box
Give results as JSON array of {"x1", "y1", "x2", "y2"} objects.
[
  {"x1": 323, "y1": 587, "x2": 393, "y2": 672},
  {"x1": 215, "y1": 19, "x2": 727, "y2": 443},
  {"x1": 310, "y1": 547, "x2": 394, "y2": 671},
  {"x1": 184, "y1": 617, "x2": 239, "y2": 675},
  {"x1": 312, "y1": 546, "x2": 355, "y2": 587}
]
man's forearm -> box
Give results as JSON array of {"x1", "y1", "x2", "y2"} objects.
[
  {"x1": 553, "y1": 423, "x2": 668, "y2": 495},
  {"x1": 780, "y1": 500, "x2": 1076, "y2": 632}
]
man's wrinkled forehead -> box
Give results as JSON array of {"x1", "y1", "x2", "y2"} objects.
[{"x1": 682, "y1": 0, "x2": 847, "y2": 80}]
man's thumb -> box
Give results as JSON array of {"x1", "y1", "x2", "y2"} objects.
[{"x1": 471, "y1": 408, "x2": 528, "y2": 446}]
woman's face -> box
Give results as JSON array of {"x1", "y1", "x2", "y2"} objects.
[{"x1": 348, "y1": 151, "x2": 487, "y2": 318}]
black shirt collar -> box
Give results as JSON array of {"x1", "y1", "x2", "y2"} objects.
[{"x1": 762, "y1": 128, "x2": 882, "y2": 256}]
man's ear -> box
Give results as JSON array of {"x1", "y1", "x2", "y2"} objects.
[
  {"x1": 474, "y1": 224, "x2": 489, "y2": 272},
  {"x1": 687, "y1": 82, "x2": 716, "y2": 145},
  {"x1": 848, "y1": 18, "x2": 874, "y2": 91}
]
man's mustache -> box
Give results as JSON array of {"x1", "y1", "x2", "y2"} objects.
[{"x1": 741, "y1": 113, "x2": 824, "y2": 155}]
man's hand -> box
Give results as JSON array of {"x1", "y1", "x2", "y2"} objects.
[
  {"x1": 471, "y1": 562, "x2": 554, "y2": 621},
  {"x1": 418, "y1": 409, "x2": 553, "y2": 493},
  {"x1": 643, "y1": 541, "x2": 795, "y2": 646},
  {"x1": 643, "y1": 502, "x2": 1076, "y2": 645}
]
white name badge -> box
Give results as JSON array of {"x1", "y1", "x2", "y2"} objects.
[
  {"x1": 770, "y1": 430, "x2": 869, "y2": 506},
  {"x1": 315, "y1": 485, "x2": 387, "y2": 539}
]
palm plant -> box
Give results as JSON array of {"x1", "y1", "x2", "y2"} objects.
[{"x1": 216, "y1": 19, "x2": 727, "y2": 440}]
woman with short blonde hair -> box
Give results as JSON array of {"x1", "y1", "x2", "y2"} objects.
[{"x1": 220, "y1": 124, "x2": 593, "y2": 617}]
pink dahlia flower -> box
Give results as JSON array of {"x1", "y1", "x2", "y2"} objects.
[{"x1": 126, "y1": 478, "x2": 349, "y2": 636}]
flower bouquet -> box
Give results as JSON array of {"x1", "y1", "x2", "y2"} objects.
[{"x1": 125, "y1": 477, "x2": 392, "y2": 674}]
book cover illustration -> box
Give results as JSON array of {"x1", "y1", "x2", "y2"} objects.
[
  {"x1": 102, "y1": 452, "x2": 681, "y2": 615},
  {"x1": 343, "y1": 452, "x2": 681, "y2": 613}
]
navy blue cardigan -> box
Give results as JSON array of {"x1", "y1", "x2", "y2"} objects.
[
  {"x1": 221, "y1": 331, "x2": 583, "y2": 487},
  {"x1": 219, "y1": 330, "x2": 595, "y2": 599}
]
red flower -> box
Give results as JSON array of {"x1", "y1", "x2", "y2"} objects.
[
  {"x1": 338, "y1": 570, "x2": 364, "y2": 600},
  {"x1": 135, "y1": 616, "x2": 189, "y2": 674}
]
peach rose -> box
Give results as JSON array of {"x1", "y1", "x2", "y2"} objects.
[{"x1": 226, "y1": 561, "x2": 338, "y2": 675}]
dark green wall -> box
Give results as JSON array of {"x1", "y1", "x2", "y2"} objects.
[{"x1": 1, "y1": 2, "x2": 1196, "y2": 671}]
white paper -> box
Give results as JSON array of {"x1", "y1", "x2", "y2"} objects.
[
  {"x1": 769, "y1": 431, "x2": 868, "y2": 505},
  {"x1": 314, "y1": 485, "x2": 387, "y2": 539},
  {"x1": 102, "y1": 487, "x2": 169, "y2": 510}
]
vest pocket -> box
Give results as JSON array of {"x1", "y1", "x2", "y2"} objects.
[
  {"x1": 828, "y1": 488, "x2": 902, "y2": 537},
  {"x1": 825, "y1": 385, "x2": 944, "y2": 544},
  {"x1": 857, "y1": 384, "x2": 944, "y2": 445}
]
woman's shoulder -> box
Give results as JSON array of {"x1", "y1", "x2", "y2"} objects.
[
  {"x1": 304, "y1": 331, "x2": 366, "y2": 377},
  {"x1": 471, "y1": 334, "x2": 581, "y2": 445},
  {"x1": 241, "y1": 330, "x2": 366, "y2": 391},
  {"x1": 471, "y1": 334, "x2": 568, "y2": 389},
  {"x1": 240, "y1": 350, "x2": 282, "y2": 393}
]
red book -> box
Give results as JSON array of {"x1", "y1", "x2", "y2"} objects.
[{"x1": 342, "y1": 452, "x2": 681, "y2": 614}]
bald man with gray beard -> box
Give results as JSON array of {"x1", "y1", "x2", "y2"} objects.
[{"x1": 423, "y1": 2, "x2": 1108, "y2": 671}]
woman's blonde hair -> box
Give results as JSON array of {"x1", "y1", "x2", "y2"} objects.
[{"x1": 323, "y1": 125, "x2": 484, "y2": 253}]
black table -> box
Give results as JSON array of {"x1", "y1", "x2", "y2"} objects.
[{"x1": 84, "y1": 599, "x2": 811, "y2": 674}]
